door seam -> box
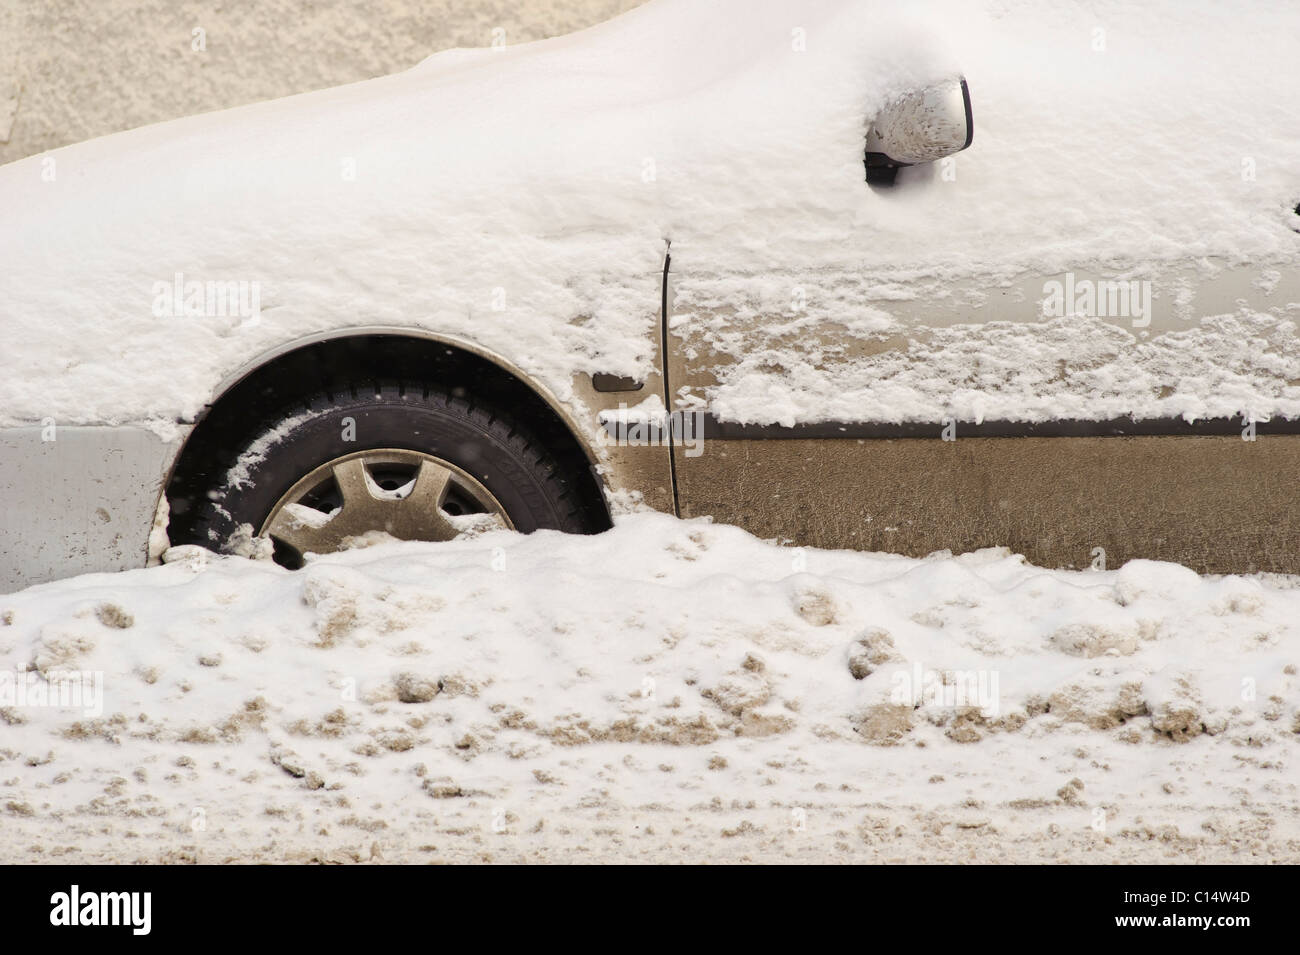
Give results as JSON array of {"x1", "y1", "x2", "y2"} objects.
[{"x1": 659, "y1": 241, "x2": 681, "y2": 518}]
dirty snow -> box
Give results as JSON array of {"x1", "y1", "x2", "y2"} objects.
[
  {"x1": 691, "y1": 308, "x2": 1300, "y2": 427},
  {"x1": 1, "y1": 514, "x2": 1296, "y2": 863}
]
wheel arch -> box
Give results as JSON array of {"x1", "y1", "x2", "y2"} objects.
[{"x1": 164, "y1": 327, "x2": 611, "y2": 544}]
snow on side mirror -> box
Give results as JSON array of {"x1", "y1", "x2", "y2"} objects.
[{"x1": 865, "y1": 77, "x2": 973, "y2": 180}]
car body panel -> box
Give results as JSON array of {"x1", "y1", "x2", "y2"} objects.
[
  {"x1": 665, "y1": 255, "x2": 1300, "y2": 574},
  {"x1": 662, "y1": 200, "x2": 1299, "y2": 587},
  {"x1": 0, "y1": 427, "x2": 178, "y2": 591},
  {"x1": 668, "y1": 262, "x2": 1300, "y2": 428},
  {"x1": 674, "y1": 433, "x2": 1300, "y2": 575}
]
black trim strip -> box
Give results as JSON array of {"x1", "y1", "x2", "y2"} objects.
[
  {"x1": 959, "y1": 77, "x2": 974, "y2": 151},
  {"x1": 702, "y1": 415, "x2": 1294, "y2": 440},
  {"x1": 659, "y1": 246, "x2": 681, "y2": 516},
  {"x1": 591, "y1": 373, "x2": 644, "y2": 393}
]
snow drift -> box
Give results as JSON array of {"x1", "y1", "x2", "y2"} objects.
[{"x1": 2, "y1": 514, "x2": 1297, "y2": 862}]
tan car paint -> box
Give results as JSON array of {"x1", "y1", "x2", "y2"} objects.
[{"x1": 664, "y1": 262, "x2": 1300, "y2": 574}]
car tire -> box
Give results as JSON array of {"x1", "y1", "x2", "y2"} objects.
[{"x1": 185, "y1": 380, "x2": 602, "y2": 566}]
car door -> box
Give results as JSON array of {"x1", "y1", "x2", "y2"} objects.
[{"x1": 666, "y1": 246, "x2": 1300, "y2": 574}]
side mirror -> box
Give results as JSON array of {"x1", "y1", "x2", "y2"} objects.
[{"x1": 865, "y1": 77, "x2": 973, "y2": 179}]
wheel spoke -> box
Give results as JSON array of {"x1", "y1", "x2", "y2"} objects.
[
  {"x1": 331, "y1": 458, "x2": 374, "y2": 507},
  {"x1": 265, "y1": 504, "x2": 333, "y2": 557},
  {"x1": 404, "y1": 460, "x2": 452, "y2": 509},
  {"x1": 401, "y1": 460, "x2": 460, "y2": 541}
]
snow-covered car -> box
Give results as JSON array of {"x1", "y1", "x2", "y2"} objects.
[{"x1": 2, "y1": 0, "x2": 1299, "y2": 591}]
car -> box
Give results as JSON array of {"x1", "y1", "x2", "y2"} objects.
[{"x1": 2, "y1": 0, "x2": 1299, "y2": 591}]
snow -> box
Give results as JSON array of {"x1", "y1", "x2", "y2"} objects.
[
  {"x1": 1, "y1": 513, "x2": 1296, "y2": 862},
  {"x1": 2, "y1": 0, "x2": 1299, "y2": 432},
  {"x1": 699, "y1": 310, "x2": 1300, "y2": 427}
]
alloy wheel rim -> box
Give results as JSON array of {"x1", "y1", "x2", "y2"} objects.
[{"x1": 259, "y1": 448, "x2": 512, "y2": 566}]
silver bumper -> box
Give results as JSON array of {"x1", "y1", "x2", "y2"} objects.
[{"x1": 0, "y1": 427, "x2": 179, "y2": 593}]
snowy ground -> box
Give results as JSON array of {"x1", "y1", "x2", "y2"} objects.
[{"x1": 1, "y1": 513, "x2": 1298, "y2": 864}]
